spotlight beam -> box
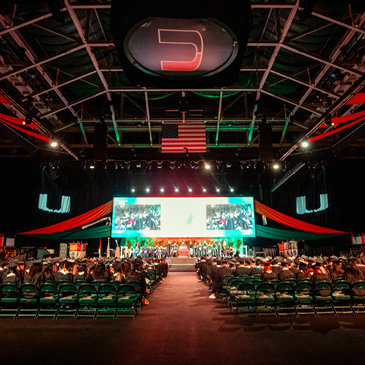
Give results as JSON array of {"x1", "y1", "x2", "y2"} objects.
[{"x1": 271, "y1": 162, "x2": 305, "y2": 192}]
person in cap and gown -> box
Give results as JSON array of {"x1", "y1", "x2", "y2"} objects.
[
  {"x1": 209, "y1": 260, "x2": 232, "y2": 299},
  {"x1": 23, "y1": 260, "x2": 44, "y2": 286},
  {"x1": 3, "y1": 261, "x2": 21, "y2": 287},
  {"x1": 278, "y1": 261, "x2": 296, "y2": 281},
  {"x1": 54, "y1": 260, "x2": 74, "y2": 283}
]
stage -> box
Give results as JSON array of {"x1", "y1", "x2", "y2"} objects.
[{"x1": 167, "y1": 257, "x2": 196, "y2": 272}]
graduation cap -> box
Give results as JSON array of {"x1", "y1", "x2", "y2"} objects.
[
  {"x1": 88, "y1": 262, "x2": 96, "y2": 270},
  {"x1": 112, "y1": 262, "x2": 122, "y2": 271},
  {"x1": 8, "y1": 260, "x2": 17, "y2": 269}
]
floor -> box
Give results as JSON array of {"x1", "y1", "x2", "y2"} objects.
[{"x1": 1, "y1": 272, "x2": 365, "y2": 365}]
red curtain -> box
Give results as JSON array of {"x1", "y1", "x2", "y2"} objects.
[
  {"x1": 320, "y1": 110, "x2": 365, "y2": 128},
  {"x1": 19, "y1": 201, "x2": 113, "y2": 235},
  {"x1": 0, "y1": 113, "x2": 39, "y2": 129},
  {"x1": 346, "y1": 93, "x2": 365, "y2": 105},
  {"x1": 0, "y1": 119, "x2": 51, "y2": 142},
  {"x1": 0, "y1": 95, "x2": 11, "y2": 104},
  {"x1": 309, "y1": 116, "x2": 365, "y2": 142},
  {"x1": 254, "y1": 200, "x2": 347, "y2": 234}
]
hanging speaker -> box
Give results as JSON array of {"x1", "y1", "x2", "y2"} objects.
[{"x1": 111, "y1": 0, "x2": 252, "y2": 88}]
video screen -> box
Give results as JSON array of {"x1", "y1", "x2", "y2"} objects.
[
  {"x1": 114, "y1": 204, "x2": 161, "y2": 231},
  {"x1": 112, "y1": 197, "x2": 255, "y2": 238},
  {"x1": 206, "y1": 204, "x2": 253, "y2": 231}
]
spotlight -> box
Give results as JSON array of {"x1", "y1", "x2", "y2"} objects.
[
  {"x1": 89, "y1": 163, "x2": 95, "y2": 169},
  {"x1": 301, "y1": 141, "x2": 309, "y2": 148},
  {"x1": 131, "y1": 188, "x2": 135, "y2": 193},
  {"x1": 50, "y1": 140, "x2": 58, "y2": 148},
  {"x1": 230, "y1": 188, "x2": 234, "y2": 193},
  {"x1": 204, "y1": 163, "x2": 211, "y2": 170},
  {"x1": 216, "y1": 188, "x2": 220, "y2": 192},
  {"x1": 160, "y1": 188, "x2": 165, "y2": 193},
  {"x1": 202, "y1": 188, "x2": 207, "y2": 193},
  {"x1": 273, "y1": 163, "x2": 280, "y2": 170},
  {"x1": 188, "y1": 188, "x2": 192, "y2": 193},
  {"x1": 146, "y1": 188, "x2": 150, "y2": 193},
  {"x1": 175, "y1": 187, "x2": 179, "y2": 193}
]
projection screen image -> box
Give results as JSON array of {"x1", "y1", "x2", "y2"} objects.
[{"x1": 112, "y1": 197, "x2": 255, "y2": 238}]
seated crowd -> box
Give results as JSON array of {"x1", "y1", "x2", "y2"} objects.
[
  {"x1": 196, "y1": 254, "x2": 365, "y2": 299},
  {"x1": 0, "y1": 256, "x2": 169, "y2": 297}
]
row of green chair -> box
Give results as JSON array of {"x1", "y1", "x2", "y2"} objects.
[
  {"x1": 0, "y1": 282, "x2": 144, "y2": 319},
  {"x1": 227, "y1": 280, "x2": 365, "y2": 317}
]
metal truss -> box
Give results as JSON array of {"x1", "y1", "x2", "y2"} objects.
[{"x1": 0, "y1": 0, "x2": 364, "y2": 158}]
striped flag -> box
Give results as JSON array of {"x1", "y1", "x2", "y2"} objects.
[
  {"x1": 107, "y1": 237, "x2": 110, "y2": 258},
  {"x1": 161, "y1": 122, "x2": 206, "y2": 153},
  {"x1": 98, "y1": 238, "x2": 102, "y2": 257}
]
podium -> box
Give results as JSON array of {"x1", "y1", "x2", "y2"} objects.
[{"x1": 179, "y1": 244, "x2": 188, "y2": 257}]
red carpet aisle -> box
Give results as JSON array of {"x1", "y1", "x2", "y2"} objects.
[{"x1": 1, "y1": 273, "x2": 365, "y2": 365}]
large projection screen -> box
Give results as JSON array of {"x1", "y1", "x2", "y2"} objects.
[{"x1": 112, "y1": 197, "x2": 255, "y2": 238}]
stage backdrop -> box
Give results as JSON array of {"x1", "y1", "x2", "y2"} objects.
[{"x1": 112, "y1": 197, "x2": 255, "y2": 238}]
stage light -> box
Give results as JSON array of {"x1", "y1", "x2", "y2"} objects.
[
  {"x1": 50, "y1": 140, "x2": 58, "y2": 148},
  {"x1": 160, "y1": 188, "x2": 165, "y2": 193},
  {"x1": 301, "y1": 140, "x2": 309, "y2": 148},
  {"x1": 230, "y1": 188, "x2": 234, "y2": 192},
  {"x1": 216, "y1": 188, "x2": 220, "y2": 192},
  {"x1": 205, "y1": 163, "x2": 211, "y2": 170},
  {"x1": 131, "y1": 188, "x2": 135, "y2": 193},
  {"x1": 146, "y1": 187, "x2": 150, "y2": 193},
  {"x1": 202, "y1": 188, "x2": 207, "y2": 193},
  {"x1": 89, "y1": 163, "x2": 95, "y2": 169},
  {"x1": 188, "y1": 188, "x2": 192, "y2": 193},
  {"x1": 273, "y1": 163, "x2": 280, "y2": 170},
  {"x1": 175, "y1": 187, "x2": 179, "y2": 193}
]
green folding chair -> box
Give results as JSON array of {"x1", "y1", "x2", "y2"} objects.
[
  {"x1": 18, "y1": 284, "x2": 39, "y2": 318},
  {"x1": 97, "y1": 284, "x2": 117, "y2": 318},
  {"x1": 38, "y1": 283, "x2": 58, "y2": 318},
  {"x1": 0, "y1": 283, "x2": 20, "y2": 318},
  {"x1": 77, "y1": 283, "x2": 98, "y2": 318},
  {"x1": 294, "y1": 281, "x2": 315, "y2": 316},
  {"x1": 275, "y1": 282, "x2": 295, "y2": 316},
  {"x1": 233, "y1": 283, "x2": 256, "y2": 315},
  {"x1": 255, "y1": 283, "x2": 276, "y2": 316},
  {"x1": 57, "y1": 283, "x2": 78, "y2": 319},
  {"x1": 331, "y1": 280, "x2": 353, "y2": 315},
  {"x1": 351, "y1": 281, "x2": 365, "y2": 314},
  {"x1": 313, "y1": 281, "x2": 333, "y2": 316},
  {"x1": 116, "y1": 284, "x2": 138, "y2": 318}
]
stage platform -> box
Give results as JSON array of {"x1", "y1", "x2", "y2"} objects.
[{"x1": 167, "y1": 257, "x2": 196, "y2": 272}]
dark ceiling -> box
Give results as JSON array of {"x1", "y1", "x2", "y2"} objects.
[{"x1": 0, "y1": 0, "x2": 364, "y2": 165}]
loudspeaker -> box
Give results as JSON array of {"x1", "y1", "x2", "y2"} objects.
[
  {"x1": 258, "y1": 121, "x2": 273, "y2": 160},
  {"x1": 93, "y1": 122, "x2": 108, "y2": 161}
]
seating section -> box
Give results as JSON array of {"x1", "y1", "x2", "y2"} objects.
[
  {"x1": 199, "y1": 272, "x2": 365, "y2": 316},
  {"x1": 0, "y1": 279, "x2": 162, "y2": 319}
]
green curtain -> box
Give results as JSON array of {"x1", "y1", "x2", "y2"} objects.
[
  {"x1": 26, "y1": 225, "x2": 111, "y2": 240},
  {"x1": 256, "y1": 225, "x2": 348, "y2": 241}
]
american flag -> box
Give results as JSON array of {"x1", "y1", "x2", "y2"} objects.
[{"x1": 161, "y1": 123, "x2": 206, "y2": 153}]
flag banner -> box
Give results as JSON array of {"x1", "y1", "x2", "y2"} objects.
[
  {"x1": 162, "y1": 122, "x2": 206, "y2": 153},
  {"x1": 346, "y1": 93, "x2": 365, "y2": 105},
  {"x1": 0, "y1": 95, "x2": 11, "y2": 104}
]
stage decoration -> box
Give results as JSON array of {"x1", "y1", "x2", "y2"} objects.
[
  {"x1": 256, "y1": 225, "x2": 346, "y2": 241},
  {"x1": 254, "y1": 201, "x2": 347, "y2": 234},
  {"x1": 19, "y1": 199, "x2": 348, "y2": 242},
  {"x1": 308, "y1": 116, "x2": 365, "y2": 142},
  {"x1": 69, "y1": 242, "x2": 87, "y2": 259},
  {"x1": 19, "y1": 201, "x2": 113, "y2": 235}
]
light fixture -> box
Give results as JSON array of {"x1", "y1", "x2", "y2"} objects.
[
  {"x1": 202, "y1": 188, "x2": 207, "y2": 193},
  {"x1": 131, "y1": 188, "x2": 135, "y2": 193},
  {"x1": 50, "y1": 140, "x2": 58, "y2": 148},
  {"x1": 301, "y1": 141, "x2": 309, "y2": 148},
  {"x1": 146, "y1": 187, "x2": 150, "y2": 193},
  {"x1": 188, "y1": 188, "x2": 192, "y2": 193},
  {"x1": 175, "y1": 187, "x2": 179, "y2": 193},
  {"x1": 204, "y1": 163, "x2": 211, "y2": 170},
  {"x1": 273, "y1": 163, "x2": 280, "y2": 170},
  {"x1": 160, "y1": 188, "x2": 165, "y2": 193},
  {"x1": 230, "y1": 188, "x2": 234, "y2": 192},
  {"x1": 216, "y1": 188, "x2": 220, "y2": 192},
  {"x1": 89, "y1": 163, "x2": 95, "y2": 169}
]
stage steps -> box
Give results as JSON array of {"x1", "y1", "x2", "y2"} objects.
[{"x1": 167, "y1": 257, "x2": 196, "y2": 272}]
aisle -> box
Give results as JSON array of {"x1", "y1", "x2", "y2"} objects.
[{"x1": 1, "y1": 272, "x2": 365, "y2": 365}]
